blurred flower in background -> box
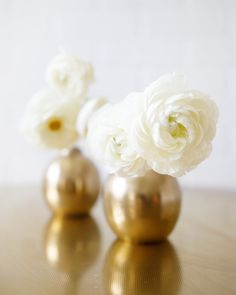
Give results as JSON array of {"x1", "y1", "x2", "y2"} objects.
[
  {"x1": 21, "y1": 53, "x2": 95, "y2": 150},
  {"x1": 21, "y1": 88, "x2": 79, "y2": 149},
  {"x1": 46, "y1": 52, "x2": 94, "y2": 104}
]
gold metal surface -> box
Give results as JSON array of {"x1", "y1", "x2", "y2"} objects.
[
  {"x1": 44, "y1": 148, "x2": 100, "y2": 216},
  {"x1": 104, "y1": 240, "x2": 181, "y2": 295},
  {"x1": 103, "y1": 170, "x2": 181, "y2": 243},
  {"x1": 0, "y1": 187, "x2": 236, "y2": 294}
]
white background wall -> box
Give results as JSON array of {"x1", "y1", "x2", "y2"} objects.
[{"x1": 0, "y1": 0, "x2": 236, "y2": 189}]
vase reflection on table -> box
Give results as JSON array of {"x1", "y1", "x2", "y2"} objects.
[
  {"x1": 44, "y1": 215, "x2": 101, "y2": 294},
  {"x1": 104, "y1": 240, "x2": 181, "y2": 295}
]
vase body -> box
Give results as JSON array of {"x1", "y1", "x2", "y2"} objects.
[
  {"x1": 103, "y1": 170, "x2": 181, "y2": 243},
  {"x1": 44, "y1": 148, "x2": 100, "y2": 216}
]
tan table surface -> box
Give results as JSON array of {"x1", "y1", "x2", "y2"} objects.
[{"x1": 0, "y1": 186, "x2": 235, "y2": 295}]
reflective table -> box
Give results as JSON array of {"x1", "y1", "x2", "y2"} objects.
[{"x1": 0, "y1": 186, "x2": 235, "y2": 294}]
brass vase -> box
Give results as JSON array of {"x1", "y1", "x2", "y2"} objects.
[
  {"x1": 103, "y1": 170, "x2": 181, "y2": 243},
  {"x1": 44, "y1": 148, "x2": 100, "y2": 216}
]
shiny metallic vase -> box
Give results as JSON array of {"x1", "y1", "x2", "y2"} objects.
[
  {"x1": 44, "y1": 148, "x2": 100, "y2": 216},
  {"x1": 103, "y1": 170, "x2": 181, "y2": 243}
]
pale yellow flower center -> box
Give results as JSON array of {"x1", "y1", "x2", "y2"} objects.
[
  {"x1": 47, "y1": 118, "x2": 63, "y2": 132},
  {"x1": 168, "y1": 116, "x2": 187, "y2": 138}
]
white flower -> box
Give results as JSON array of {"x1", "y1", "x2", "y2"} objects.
[
  {"x1": 133, "y1": 73, "x2": 219, "y2": 177},
  {"x1": 77, "y1": 96, "x2": 108, "y2": 138},
  {"x1": 21, "y1": 88, "x2": 79, "y2": 149},
  {"x1": 46, "y1": 53, "x2": 94, "y2": 102},
  {"x1": 86, "y1": 96, "x2": 148, "y2": 177}
]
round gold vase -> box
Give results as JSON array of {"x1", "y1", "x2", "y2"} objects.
[
  {"x1": 103, "y1": 170, "x2": 181, "y2": 243},
  {"x1": 44, "y1": 148, "x2": 100, "y2": 216}
]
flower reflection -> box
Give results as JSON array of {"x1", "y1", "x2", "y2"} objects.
[{"x1": 104, "y1": 240, "x2": 181, "y2": 295}]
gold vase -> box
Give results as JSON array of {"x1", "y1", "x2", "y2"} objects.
[
  {"x1": 102, "y1": 170, "x2": 181, "y2": 243},
  {"x1": 104, "y1": 240, "x2": 181, "y2": 295},
  {"x1": 44, "y1": 148, "x2": 100, "y2": 216}
]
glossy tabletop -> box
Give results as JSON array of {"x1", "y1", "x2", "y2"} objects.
[{"x1": 0, "y1": 186, "x2": 235, "y2": 295}]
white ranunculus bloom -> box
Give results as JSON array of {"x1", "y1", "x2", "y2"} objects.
[
  {"x1": 77, "y1": 96, "x2": 108, "y2": 138},
  {"x1": 86, "y1": 96, "x2": 149, "y2": 177},
  {"x1": 133, "y1": 73, "x2": 219, "y2": 177},
  {"x1": 46, "y1": 53, "x2": 94, "y2": 102},
  {"x1": 21, "y1": 88, "x2": 79, "y2": 149}
]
